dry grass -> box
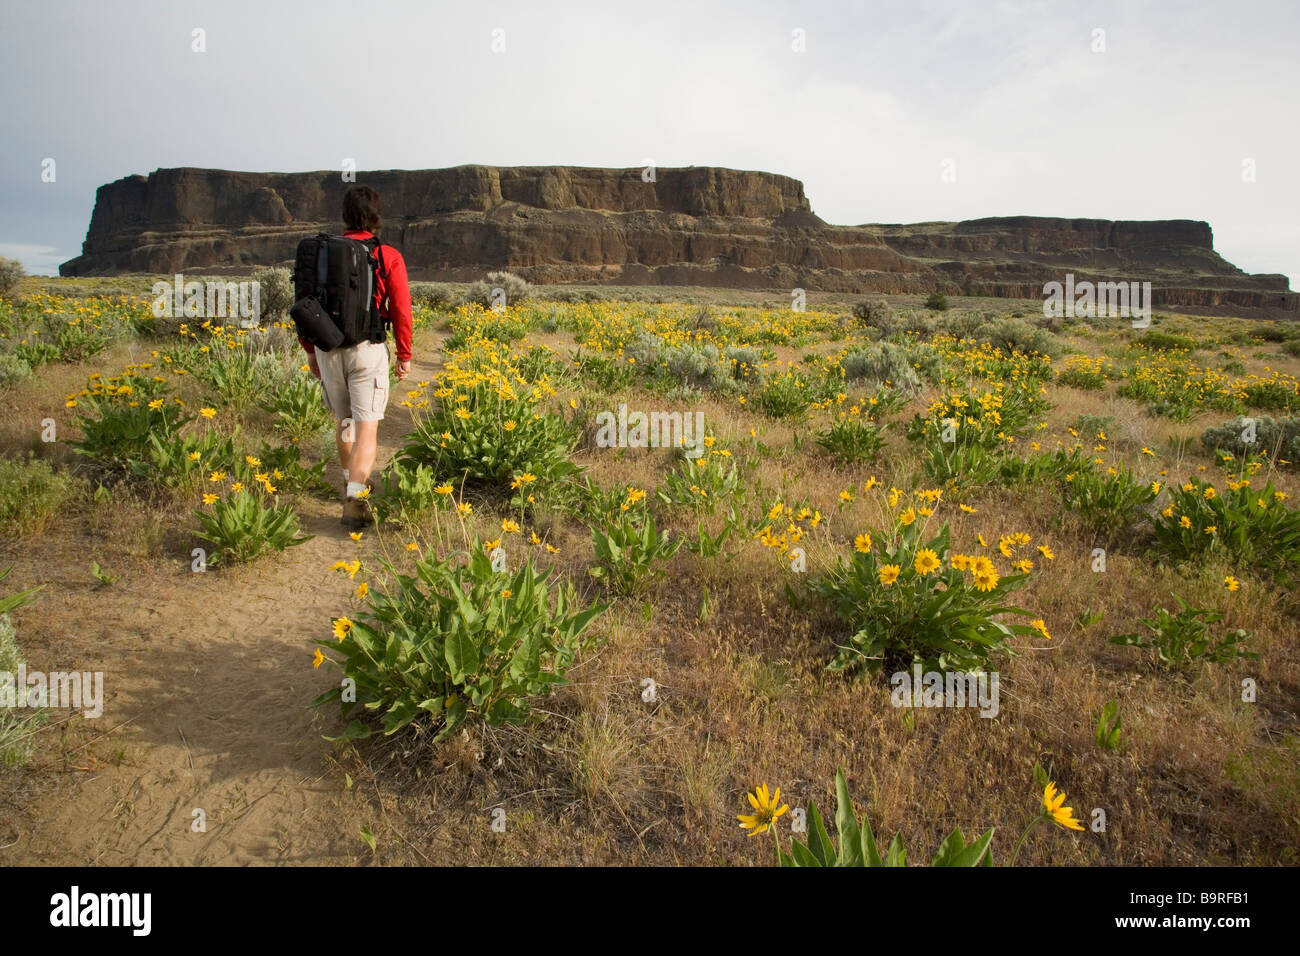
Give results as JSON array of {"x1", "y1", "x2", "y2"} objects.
[
  {"x1": 321, "y1": 308, "x2": 1300, "y2": 865},
  {"x1": 4, "y1": 291, "x2": 1299, "y2": 866}
]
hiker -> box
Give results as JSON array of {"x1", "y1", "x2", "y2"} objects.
[{"x1": 296, "y1": 184, "x2": 412, "y2": 529}]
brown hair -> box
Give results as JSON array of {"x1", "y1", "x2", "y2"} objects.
[{"x1": 342, "y1": 184, "x2": 382, "y2": 232}]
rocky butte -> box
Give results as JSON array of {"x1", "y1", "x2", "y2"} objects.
[{"x1": 61, "y1": 166, "x2": 1297, "y2": 315}]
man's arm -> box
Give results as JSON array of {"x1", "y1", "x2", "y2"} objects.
[
  {"x1": 385, "y1": 250, "x2": 413, "y2": 380},
  {"x1": 299, "y1": 336, "x2": 320, "y2": 378}
]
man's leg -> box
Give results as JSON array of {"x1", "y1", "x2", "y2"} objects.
[
  {"x1": 339, "y1": 342, "x2": 388, "y2": 529},
  {"x1": 335, "y1": 418, "x2": 353, "y2": 481},
  {"x1": 347, "y1": 420, "x2": 379, "y2": 488}
]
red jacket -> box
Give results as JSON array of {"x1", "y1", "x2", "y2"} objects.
[{"x1": 298, "y1": 229, "x2": 413, "y2": 361}]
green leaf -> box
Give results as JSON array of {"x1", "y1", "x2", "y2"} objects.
[
  {"x1": 444, "y1": 628, "x2": 476, "y2": 683},
  {"x1": 833, "y1": 768, "x2": 864, "y2": 867},
  {"x1": 932, "y1": 826, "x2": 994, "y2": 866},
  {"x1": 884, "y1": 832, "x2": 907, "y2": 867},
  {"x1": 359, "y1": 826, "x2": 377, "y2": 852},
  {"x1": 323, "y1": 720, "x2": 372, "y2": 742},
  {"x1": 806, "y1": 803, "x2": 836, "y2": 867},
  {"x1": 789, "y1": 838, "x2": 822, "y2": 867}
]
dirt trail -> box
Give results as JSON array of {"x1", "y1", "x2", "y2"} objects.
[{"x1": 2, "y1": 348, "x2": 443, "y2": 866}]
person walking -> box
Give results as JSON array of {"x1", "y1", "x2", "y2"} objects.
[{"x1": 299, "y1": 184, "x2": 413, "y2": 529}]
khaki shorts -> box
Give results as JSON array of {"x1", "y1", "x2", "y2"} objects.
[{"x1": 316, "y1": 341, "x2": 390, "y2": 423}]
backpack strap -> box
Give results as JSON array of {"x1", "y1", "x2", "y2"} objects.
[
  {"x1": 368, "y1": 237, "x2": 388, "y2": 281},
  {"x1": 313, "y1": 233, "x2": 331, "y2": 302},
  {"x1": 362, "y1": 235, "x2": 389, "y2": 342}
]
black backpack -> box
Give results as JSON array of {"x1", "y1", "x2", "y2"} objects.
[{"x1": 289, "y1": 233, "x2": 388, "y2": 351}]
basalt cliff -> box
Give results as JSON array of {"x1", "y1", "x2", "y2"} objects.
[{"x1": 61, "y1": 166, "x2": 1296, "y2": 315}]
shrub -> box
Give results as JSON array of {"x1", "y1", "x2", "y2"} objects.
[
  {"x1": 924, "y1": 291, "x2": 949, "y2": 311},
  {"x1": 900, "y1": 311, "x2": 938, "y2": 338},
  {"x1": 1056, "y1": 355, "x2": 1111, "y2": 390},
  {"x1": 0, "y1": 353, "x2": 31, "y2": 389},
  {"x1": 1241, "y1": 378, "x2": 1297, "y2": 412},
  {"x1": 922, "y1": 441, "x2": 1002, "y2": 489},
  {"x1": 260, "y1": 371, "x2": 334, "y2": 443},
  {"x1": 624, "y1": 332, "x2": 662, "y2": 367},
  {"x1": 0, "y1": 258, "x2": 23, "y2": 298},
  {"x1": 687, "y1": 305, "x2": 719, "y2": 333},
  {"x1": 573, "y1": 348, "x2": 637, "y2": 391},
  {"x1": 401, "y1": 400, "x2": 577, "y2": 495},
  {"x1": 1135, "y1": 330, "x2": 1196, "y2": 352},
  {"x1": 724, "y1": 345, "x2": 764, "y2": 385},
  {"x1": 907, "y1": 383, "x2": 1047, "y2": 449},
  {"x1": 72, "y1": 384, "x2": 190, "y2": 474},
  {"x1": 592, "y1": 496, "x2": 686, "y2": 595},
  {"x1": 656, "y1": 449, "x2": 745, "y2": 513},
  {"x1": 134, "y1": 427, "x2": 237, "y2": 492},
  {"x1": 841, "y1": 342, "x2": 923, "y2": 394},
  {"x1": 465, "y1": 271, "x2": 530, "y2": 309},
  {"x1": 444, "y1": 303, "x2": 533, "y2": 346},
  {"x1": 1201, "y1": 415, "x2": 1300, "y2": 464},
  {"x1": 937, "y1": 310, "x2": 987, "y2": 339},
  {"x1": 1249, "y1": 324, "x2": 1290, "y2": 344},
  {"x1": 851, "y1": 298, "x2": 893, "y2": 330},
  {"x1": 313, "y1": 544, "x2": 606, "y2": 740},
  {"x1": 1151, "y1": 477, "x2": 1300, "y2": 583},
  {"x1": 808, "y1": 517, "x2": 1042, "y2": 674},
  {"x1": 542, "y1": 287, "x2": 606, "y2": 304},
  {"x1": 0, "y1": 568, "x2": 45, "y2": 767},
  {"x1": 201, "y1": 347, "x2": 285, "y2": 412},
  {"x1": 1071, "y1": 413, "x2": 1115, "y2": 437},
  {"x1": 1060, "y1": 466, "x2": 1159, "y2": 539},
  {"x1": 977, "y1": 318, "x2": 1060, "y2": 358},
  {"x1": 235, "y1": 321, "x2": 298, "y2": 357},
  {"x1": 0, "y1": 613, "x2": 45, "y2": 767},
  {"x1": 371, "y1": 458, "x2": 445, "y2": 527},
  {"x1": 660, "y1": 341, "x2": 733, "y2": 392},
  {"x1": 817, "y1": 415, "x2": 887, "y2": 464},
  {"x1": 250, "y1": 267, "x2": 293, "y2": 321},
  {"x1": 399, "y1": 336, "x2": 578, "y2": 495},
  {"x1": 0, "y1": 457, "x2": 81, "y2": 535},
  {"x1": 409, "y1": 282, "x2": 459, "y2": 310},
  {"x1": 1109, "y1": 598, "x2": 1257, "y2": 668},
  {"x1": 194, "y1": 490, "x2": 312, "y2": 566},
  {"x1": 754, "y1": 373, "x2": 808, "y2": 419}
]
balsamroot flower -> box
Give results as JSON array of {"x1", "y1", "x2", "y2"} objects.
[
  {"x1": 738, "y1": 784, "x2": 789, "y2": 837},
  {"x1": 914, "y1": 549, "x2": 941, "y2": 575},
  {"x1": 1043, "y1": 782, "x2": 1084, "y2": 831}
]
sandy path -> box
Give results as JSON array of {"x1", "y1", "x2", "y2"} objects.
[{"x1": 2, "y1": 347, "x2": 442, "y2": 866}]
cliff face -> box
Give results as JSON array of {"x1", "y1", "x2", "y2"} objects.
[{"x1": 61, "y1": 166, "x2": 1297, "y2": 314}]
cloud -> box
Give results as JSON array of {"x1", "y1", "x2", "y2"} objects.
[
  {"x1": 0, "y1": 244, "x2": 69, "y2": 277},
  {"x1": 0, "y1": 0, "x2": 1295, "y2": 286}
]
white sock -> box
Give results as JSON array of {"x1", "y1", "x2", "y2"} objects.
[
  {"x1": 343, "y1": 468, "x2": 350, "y2": 481},
  {"x1": 346, "y1": 481, "x2": 367, "y2": 500}
]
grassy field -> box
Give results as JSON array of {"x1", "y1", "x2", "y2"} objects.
[{"x1": 1, "y1": 279, "x2": 1298, "y2": 866}]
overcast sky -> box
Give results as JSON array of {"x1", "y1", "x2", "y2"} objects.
[{"x1": 1, "y1": 0, "x2": 1296, "y2": 285}]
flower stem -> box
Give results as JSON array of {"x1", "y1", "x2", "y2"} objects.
[{"x1": 1009, "y1": 812, "x2": 1045, "y2": 867}]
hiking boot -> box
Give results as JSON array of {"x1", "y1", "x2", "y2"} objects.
[{"x1": 341, "y1": 495, "x2": 374, "y2": 530}]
